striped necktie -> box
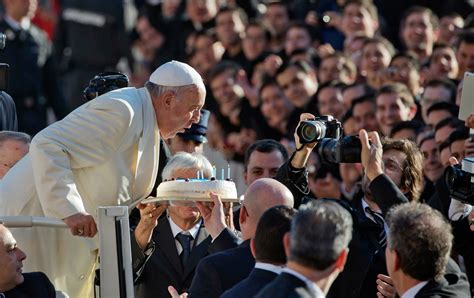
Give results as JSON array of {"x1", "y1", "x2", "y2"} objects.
[{"x1": 365, "y1": 207, "x2": 387, "y2": 247}]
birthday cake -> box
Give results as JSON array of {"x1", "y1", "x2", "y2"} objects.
[{"x1": 142, "y1": 178, "x2": 239, "y2": 203}]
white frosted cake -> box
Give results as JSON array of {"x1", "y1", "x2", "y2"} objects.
[{"x1": 142, "y1": 178, "x2": 239, "y2": 203}]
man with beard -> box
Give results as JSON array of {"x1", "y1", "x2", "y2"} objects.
[{"x1": 327, "y1": 130, "x2": 424, "y2": 298}]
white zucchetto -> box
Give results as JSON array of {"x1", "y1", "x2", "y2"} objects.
[{"x1": 149, "y1": 60, "x2": 204, "y2": 87}]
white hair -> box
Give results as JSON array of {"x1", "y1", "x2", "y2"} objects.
[
  {"x1": 0, "y1": 131, "x2": 31, "y2": 147},
  {"x1": 145, "y1": 81, "x2": 196, "y2": 101},
  {"x1": 162, "y1": 152, "x2": 213, "y2": 180}
]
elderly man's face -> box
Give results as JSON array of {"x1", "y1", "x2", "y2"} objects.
[
  {"x1": 0, "y1": 140, "x2": 29, "y2": 179},
  {"x1": 161, "y1": 85, "x2": 205, "y2": 139},
  {"x1": 0, "y1": 226, "x2": 27, "y2": 292},
  {"x1": 168, "y1": 168, "x2": 202, "y2": 222}
]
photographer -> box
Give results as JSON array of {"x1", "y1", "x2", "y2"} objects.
[
  {"x1": 447, "y1": 113, "x2": 474, "y2": 293},
  {"x1": 327, "y1": 129, "x2": 424, "y2": 298}
]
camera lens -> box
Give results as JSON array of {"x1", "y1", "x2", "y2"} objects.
[
  {"x1": 301, "y1": 124, "x2": 317, "y2": 141},
  {"x1": 316, "y1": 135, "x2": 362, "y2": 164},
  {"x1": 297, "y1": 120, "x2": 327, "y2": 143}
]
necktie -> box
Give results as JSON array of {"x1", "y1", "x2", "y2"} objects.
[
  {"x1": 176, "y1": 233, "x2": 193, "y2": 268},
  {"x1": 365, "y1": 207, "x2": 387, "y2": 247}
]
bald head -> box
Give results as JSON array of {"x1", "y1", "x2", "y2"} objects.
[{"x1": 240, "y1": 178, "x2": 294, "y2": 240}]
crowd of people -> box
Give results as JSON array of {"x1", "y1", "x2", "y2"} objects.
[{"x1": 0, "y1": 0, "x2": 474, "y2": 297}]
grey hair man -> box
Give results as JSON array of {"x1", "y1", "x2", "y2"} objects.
[
  {"x1": 0, "y1": 224, "x2": 55, "y2": 297},
  {"x1": 385, "y1": 202, "x2": 470, "y2": 297},
  {"x1": 0, "y1": 60, "x2": 205, "y2": 297},
  {"x1": 256, "y1": 200, "x2": 353, "y2": 298},
  {"x1": 0, "y1": 131, "x2": 30, "y2": 178}
]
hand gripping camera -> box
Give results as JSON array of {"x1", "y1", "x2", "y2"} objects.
[
  {"x1": 444, "y1": 157, "x2": 474, "y2": 205},
  {"x1": 296, "y1": 115, "x2": 362, "y2": 163}
]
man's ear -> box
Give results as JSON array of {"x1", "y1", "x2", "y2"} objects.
[
  {"x1": 283, "y1": 232, "x2": 291, "y2": 257},
  {"x1": 334, "y1": 248, "x2": 349, "y2": 271},
  {"x1": 250, "y1": 238, "x2": 257, "y2": 258},
  {"x1": 393, "y1": 249, "x2": 401, "y2": 272},
  {"x1": 239, "y1": 205, "x2": 247, "y2": 225},
  {"x1": 162, "y1": 91, "x2": 176, "y2": 110},
  {"x1": 408, "y1": 103, "x2": 418, "y2": 120}
]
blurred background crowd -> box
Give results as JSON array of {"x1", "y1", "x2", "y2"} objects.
[{"x1": 1, "y1": 0, "x2": 474, "y2": 297}]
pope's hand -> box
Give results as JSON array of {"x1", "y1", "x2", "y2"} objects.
[{"x1": 63, "y1": 212, "x2": 97, "y2": 237}]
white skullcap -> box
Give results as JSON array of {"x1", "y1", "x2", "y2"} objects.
[{"x1": 149, "y1": 60, "x2": 204, "y2": 87}]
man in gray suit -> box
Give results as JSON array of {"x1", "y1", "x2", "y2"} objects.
[{"x1": 256, "y1": 200, "x2": 353, "y2": 298}]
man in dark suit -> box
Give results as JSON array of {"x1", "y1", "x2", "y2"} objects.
[
  {"x1": 0, "y1": 91, "x2": 18, "y2": 131},
  {"x1": 0, "y1": 0, "x2": 68, "y2": 135},
  {"x1": 0, "y1": 224, "x2": 55, "y2": 298},
  {"x1": 256, "y1": 200, "x2": 353, "y2": 298},
  {"x1": 131, "y1": 153, "x2": 238, "y2": 298},
  {"x1": 385, "y1": 202, "x2": 471, "y2": 297},
  {"x1": 222, "y1": 206, "x2": 296, "y2": 298},
  {"x1": 186, "y1": 178, "x2": 294, "y2": 298}
]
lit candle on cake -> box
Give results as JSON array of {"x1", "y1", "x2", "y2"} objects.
[{"x1": 227, "y1": 164, "x2": 231, "y2": 179}]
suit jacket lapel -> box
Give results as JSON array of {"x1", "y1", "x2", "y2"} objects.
[
  {"x1": 183, "y1": 223, "x2": 211, "y2": 278},
  {"x1": 154, "y1": 217, "x2": 183, "y2": 276},
  {"x1": 133, "y1": 88, "x2": 160, "y2": 201}
]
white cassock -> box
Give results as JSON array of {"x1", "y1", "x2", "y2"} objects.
[{"x1": 0, "y1": 87, "x2": 160, "y2": 297}]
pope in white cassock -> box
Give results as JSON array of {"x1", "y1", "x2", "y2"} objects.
[{"x1": 0, "y1": 61, "x2": 206, "y2": 297}]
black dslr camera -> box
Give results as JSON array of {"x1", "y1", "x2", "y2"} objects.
[
  {"x1": 83, "y1": 71, "x2": 129, "y2": 101},
  {"x1": 444, "y1": 157, "x2": 474, "y2": 204},
  {"x1": 297, "y1": 115, "x2": 342, "y2": 143},
  {"x1": 296, "y1": 115, "x2": 362, "y2": 163}
]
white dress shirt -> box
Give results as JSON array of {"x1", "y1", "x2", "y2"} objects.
[
  {"x1": 401, "y1": 281, "x2": 428, "y2": 298},
  {"x1": 283, "y1": 268, "x2": 325, "y2": 298},
  {"x1": 168, "y1": 216, "x2": 202, "y2": 254},
  {"x1": 255, "y1": 262, "x2": 284, "y2": 275},
  {"x1": 362, "y1": 198, "x2": 390, "y2": 234}
]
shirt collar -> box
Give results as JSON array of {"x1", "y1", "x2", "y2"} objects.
[
  {"x1": 283, "y1": 268, "x2": 325, "y2": 298},
  {"x1": 4, "y1": 15, "x2": 30, "y2": 31},
  {"x1": 362, "y1": 198, "x2": 390, "y2": 234},
  {"x1": 255, "y1": 262, "x2": 285, "y2": 274},
  {"x1": 401, "y1": 281, "x2": 429, "y2": 298},
  {"x1": 168, "y1": 216, "x2": 201, "y2": 239}
]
